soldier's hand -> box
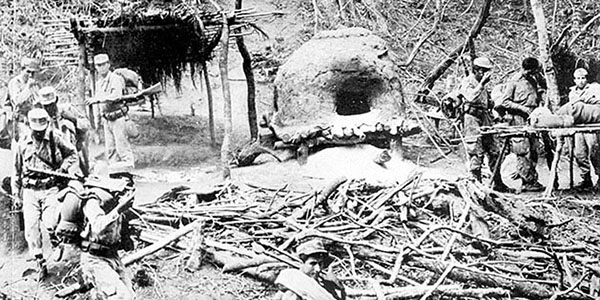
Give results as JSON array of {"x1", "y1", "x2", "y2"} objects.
[{"x1": 11, "y1": 194, "x2": 22, "y2": 210}]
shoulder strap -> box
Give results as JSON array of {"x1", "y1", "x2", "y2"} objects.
[{"x1": 50, "y1": 129, "x2": 57, "y2": 168}]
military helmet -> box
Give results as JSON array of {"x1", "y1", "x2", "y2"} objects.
[
  {"x1": 27, "y1": 108, "x2": 50, "y2": 131},
  {"x1": 39, "y1": 86, "x2": 57, "y2": 105},
  {"x1": 473, "y1": 57, "x2": 493, "y2": 69},
  {"x1": 574, "y1": 68, "x2": 588, "y2": 77}
]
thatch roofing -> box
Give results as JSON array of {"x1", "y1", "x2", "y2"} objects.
[{"x1": 72, "y1": 0, "x2": 224, "y2": 87}]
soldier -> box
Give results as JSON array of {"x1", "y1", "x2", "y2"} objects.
[
  {"x1": 568, "y1": 68, "x2": 600, "y2": 190},
  {"x1": 4, "y1": 57, "x2": 41, "y2": 142},
  {"x1": 459, "y1": 57, "x2": 513, "y2": 192},
  {"x1": 85, "y1": 53, "x2": 134, "y2": 174},
  {"x1": 38, "y1": 86, "x2": 91, "y2": 176},
  {"x1": 78, "y1": 174, "x2": 135, "y2": 300},
  {"x1": 275, "y1": 239, "x2": 345, "y2": 300},
  {"x1": 496, "y1": 57, "x2": 546, "y2": 192},
  {"x1": 11, "y1": 108, "x2": 78, "y2": 280}
]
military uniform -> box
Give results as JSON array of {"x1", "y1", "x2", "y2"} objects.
[
  {"x1": 459, "y1": 74, "x2": 502, "y2": 183},
  {"x1": 95, "y1": 68, "x2": 134, "y2": 173},
  {"x1": 79, "y1": 180, "x2": 134, "y2": 300},
  {"x1": 11, "y1": 122, "x2": 77, "y2": 259},
  {"x1": 4, "y1": 58, "x2": 41, "y2": 143},
  {"x1": 498, "y1": 71, "x2": 544, "y2": 190},
  {"x1": 568, "y1": 81, "x2": 600, "y2": 187}
]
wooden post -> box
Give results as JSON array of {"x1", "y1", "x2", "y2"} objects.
[
  {"x1": 544, "y1": 137, "x2": 563, "y2": 197},
  {"x1": 234, "y1": 0, "x2": 258, "y2": 140},
  {"x1": 202, "y1": 62, "x2": 217, "y2": 148},
  {"x1": 214, "y1": 3, "x2": 233, "y2": 179}
]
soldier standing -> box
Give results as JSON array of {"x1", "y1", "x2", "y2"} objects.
[
  {"x1": 496, "y1": 57, "x2": 546, "y2": 192},
  {"x1": 11, "y1": 108, "x2": 78, "y2": 280},
  {"x1": 568, "y1": 68, "x2": 600, "y2": 190},
  {"x1": 459, "y1": 57, "x2": 513, "y2": 192},
  {"x1": 86, "y1": 53, "x2": 134, "y2": 174},
  {"x1": 4, "y1": 57, "x2": 41, "y2": 142},
  {"x1": 38, "y1": 86, "x2": 91, "y2": 176}
]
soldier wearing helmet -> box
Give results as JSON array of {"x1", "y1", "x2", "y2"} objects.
[
  {"x1": 567, "y1": 68, "x2": 600, "y2": 190},
  {"x1": 11, "y1": 108, "x2": 78, "y2": 281},
  {"x1": 275, "y1": 239, "x2": 345, "y2": 300},
  {"x1": 3, "y1": 57, "x2": 42, "y2": 142},
  {"x1": 458, "y1": 56, "x2": 512, "y2": 192},
  {"x1": 496, "y1": 57, "x2": 546, "y2": 192},
  {"x1": 38, "y1": 86, "x2": 91, "y2": 175}
]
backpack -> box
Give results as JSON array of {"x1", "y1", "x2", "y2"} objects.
[{"x1": 113, "y1": 68, "x2": 142, "y2": 95}]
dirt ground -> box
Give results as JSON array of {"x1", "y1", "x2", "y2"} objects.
[{"x1": 1, "y1": 0, "x2": 597, "y2": 299}]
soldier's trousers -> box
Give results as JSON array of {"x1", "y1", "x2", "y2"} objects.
[
  {"x1": 511, "y1": 135, "x2": 540, "y2": 184},
  {"x1": 574, "y1": 132, "x2": 600, "y2": 180},
  {"x1": 464, "y1": 114, "x2": 502, "y2": 182},
  {"x1": 22, "y1": 187, "x2": 59, "y2": 258},
  {"x1": 104, "y1": 117, "x2": 134, "y2": 173},
  {"x1": 81, "y1": 252, "x2": 134, "y2": 300}
]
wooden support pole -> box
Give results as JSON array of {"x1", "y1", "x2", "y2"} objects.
[
  {"x1": 202, "y1": 62, "x2": 216, "y2": 148},
  {"x1": 544, "y1": 137, "x2": 563, "y2": 197},
  {"x1": 235, "y1": 0, "x2": 258, "y2": 140},
  {"x1": 569, "y1": 135, "x2": 574, "y2": 189}
]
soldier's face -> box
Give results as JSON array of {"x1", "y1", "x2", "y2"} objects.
[
  {"x1": 574, "y1": 75, "x2": 587, "y2": 89},
  {"x1": 300, "y1": 256, "x2": 323, "y2": 280},
  {"x1": 95, "y1": 61, "x2": 110, "y2": 76}
]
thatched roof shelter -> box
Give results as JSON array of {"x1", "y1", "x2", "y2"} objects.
[{"x1": 71, "y1": 0, "x2": 226, "y2": 87}]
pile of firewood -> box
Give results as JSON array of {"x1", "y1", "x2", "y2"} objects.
[{"x1": 127, "y1": 175, "x2": 600, "y2": 299}]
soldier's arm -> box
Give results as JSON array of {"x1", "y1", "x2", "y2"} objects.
[
  {"x1": 104, "y1": 75, "x2": 125, "y2": 103},
  {"x1": 496, "y1": 81, "x2": 531, "y2": 115},
  {"x1": 82, "y1": 198, "x2": 120, "y2": 234},
  {"x1": 8, "y1": 79, "x2": 36, "y2": 106},
  {"x1": 458, "y1": 78, "x2": 482, "y2": 104},
  {"x1": 55, "y1": 132, "x2": 78, "y2": 172}
]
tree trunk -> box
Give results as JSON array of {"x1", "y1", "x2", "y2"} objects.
[
  {"x1": 0, "y1": 191, "x2": 26, "y2": 254},
  {"x1": 216, "y1": 6, "x2": 232, "y2": 179},
  {"x1": 235, "y1": 0, "x2": 258, "y2": 140},
  {"x1": 530, "y1": 0, "x2": 561, "y2": 110},
  {"x1": 417, "y1": 0, "x2": 492, "y2": 101},
  {"x1": 202, "y1": 62, "x2": 217, "y2": 148}
]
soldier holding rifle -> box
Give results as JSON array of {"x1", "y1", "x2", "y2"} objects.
[
  {"x1": 85, "y1": 53, "x2": 134, "y2": 174},
  {"x1": 11, "y1": 108, "x2": 78, "y2": 280}
]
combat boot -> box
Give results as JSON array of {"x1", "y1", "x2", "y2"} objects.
[
  {"x1": 35, "y1": 255, "x2": 48, "y2": 282},
  {"x1": 521, "y1": 181, "x2": 545, "y2": 192},
  {"x1": 492, "y1": 182, "x2": 516, "y2": 193}
]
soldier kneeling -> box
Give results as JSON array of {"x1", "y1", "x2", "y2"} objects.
[{"x1": 54, "y1": 174, "x2": 136, "y2": 300}]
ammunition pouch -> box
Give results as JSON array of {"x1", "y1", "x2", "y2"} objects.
[
  {"x1": 102, "y1": 106, "x2": 127, "y2": 122},
  {"x1": 80, "y1": 240, "x2": 117, "y2": 257},
  {"x1": 23, "y1": 176, "x2": 56, "y2": 190}
]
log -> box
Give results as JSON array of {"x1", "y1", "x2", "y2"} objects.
[
  {"x1": 123, "y1": 220, "x2": 202, "y2": 265},
  {"x1": 407, "y1": 257, "x2": 590, "y2": 299},
  {"x1": 346, "y1": 285, "x2": 510, "y2": 299}
]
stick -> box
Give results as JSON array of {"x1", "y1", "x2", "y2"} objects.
[{"x1": 123, "y1": 220, "x2": 202, "y2": 265}]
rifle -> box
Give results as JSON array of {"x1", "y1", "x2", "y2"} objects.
[
  {"x1": 91, "y1": 83, "x2": 162, "y2": 104},
  {"x1": 26, "y1": 167, "x2": 81, "y2": 181},
  {"x1": 112, "y1": 188, "x2": 135, "y2": 214}
]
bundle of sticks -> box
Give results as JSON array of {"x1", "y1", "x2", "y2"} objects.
[{"x1": 127, "y1": 176, "x2": 600, "y2": 300}]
